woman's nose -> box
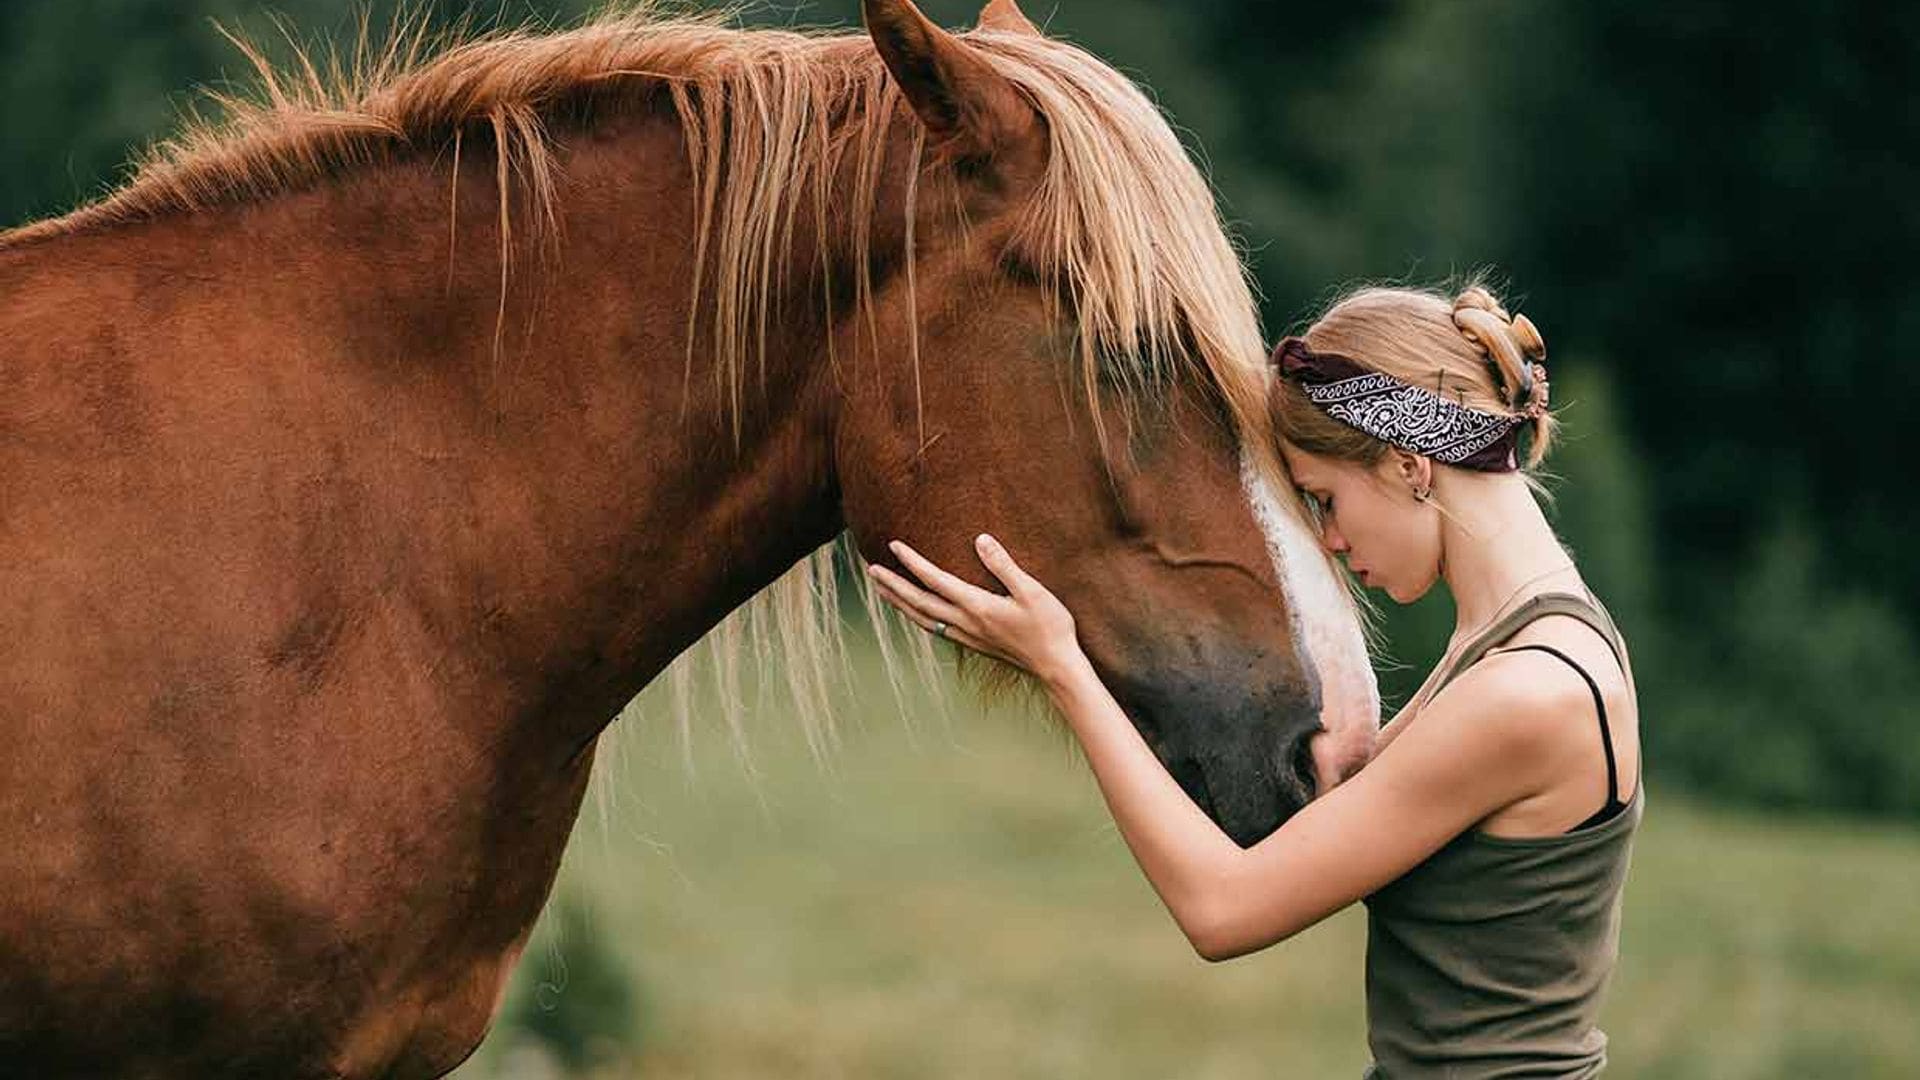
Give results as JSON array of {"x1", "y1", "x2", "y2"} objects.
[{"x1": 1320, "y1": 520, "x2": 1349, "y2": 555}]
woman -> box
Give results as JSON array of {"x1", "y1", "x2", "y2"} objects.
[{"x1": 866, "y1": 283, "x2": 1641, "y2": 1077}]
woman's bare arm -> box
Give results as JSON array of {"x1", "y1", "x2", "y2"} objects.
[{"x1": 867, "y1": 535, "x2": 1574, "y2": 961}]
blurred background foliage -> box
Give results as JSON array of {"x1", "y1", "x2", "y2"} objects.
[{"x1": 5, "y1": 1, "x2": 1917, "y2": 1074}]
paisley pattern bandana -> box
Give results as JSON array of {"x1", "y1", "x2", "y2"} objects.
[{"x1": 1272, "y1": 337, "x2": 1525, "y2": 473}]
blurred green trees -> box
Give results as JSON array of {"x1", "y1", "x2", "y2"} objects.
[{"x1": 4, "y1": 0, "x2": 1914, "y2": 815}]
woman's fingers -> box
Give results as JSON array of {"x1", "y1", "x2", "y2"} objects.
[
  {"x1": 867, "y1": 564, "x2": 967, "y2": 628},
  {"x1": 870, "y1": 573, "x2": 1004, "y2": 657},
  {"x1": 870, "y1": 577, "x2": 933, "y2": 628},
  {"x1": 973, "y1": 533, "x2": 1038, "y2": 597},
  {"x1": 889, "y1": 540, "x2": 997, "y2": 608},
  {"x1": 931, "y1": 620, "x2": 994, "y2": 657}
]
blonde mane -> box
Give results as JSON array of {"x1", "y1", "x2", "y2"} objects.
[{"x1": 5, "y1": 5, "x2": 1348, "y2": 755}]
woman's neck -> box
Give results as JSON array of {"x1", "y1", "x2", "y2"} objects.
[{"x1": 1434, "y1": 471, "x2": 1583, "y2": 637}]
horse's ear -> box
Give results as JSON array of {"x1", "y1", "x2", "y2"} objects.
[
  {"x1": 863, "y1": 0, "x2": 1039, "y2": 162},
  {"x1": 978, "y1": 0, "x2": 1042, "y2": 36}
]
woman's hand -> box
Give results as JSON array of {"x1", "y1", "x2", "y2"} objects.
[{"x1": 866, "y1": 533, "x2": 1089, "y2": 688}]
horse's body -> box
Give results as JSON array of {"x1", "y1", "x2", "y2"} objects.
[
  {"x1": 0, "y1": 119, "x2": 822, "y2": 1078},
  {"x1": 0, "y1": 4, "x2": 1375, "y2": 1076}
]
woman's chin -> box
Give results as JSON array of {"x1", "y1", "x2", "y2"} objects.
[
  {"x1": 1379, "y1": 577, "x2": 1433, "y2": 605},
  {"x1": 1356, "y1": 567, "x2": 1429, "y2": 605}
]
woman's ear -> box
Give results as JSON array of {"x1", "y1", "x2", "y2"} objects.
[{"x1": 1393, "y1": 450, "x2": 1433, "y2": 499}]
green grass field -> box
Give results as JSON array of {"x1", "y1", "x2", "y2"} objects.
[{"x1": 456, "y1": 647, "x2": 1920, "y2": 1079}]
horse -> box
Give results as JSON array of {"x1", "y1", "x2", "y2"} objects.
[{"x1": 0, "y1": 2, "x2": 1377, "y2": 1075}]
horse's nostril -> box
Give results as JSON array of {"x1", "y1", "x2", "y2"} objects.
[{"x1": 1282, "y1": 727, "x2": 1321, "y2": 806}]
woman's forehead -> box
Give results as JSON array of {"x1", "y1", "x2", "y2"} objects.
[{"x1": 1280, "y1": 446, "x2": 1337, "y2": 486}]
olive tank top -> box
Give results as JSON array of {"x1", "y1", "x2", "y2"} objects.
[{"x1": 1362, "y1": 592, "x2": 1643, "y2": 1079}]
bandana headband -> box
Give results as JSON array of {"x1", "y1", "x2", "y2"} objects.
[{"x1": 1272, "y1": 337, "x2": 1539, "y2": 473}]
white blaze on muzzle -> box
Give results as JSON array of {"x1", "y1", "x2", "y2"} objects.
[{"x1": 1239, "y1": 450, "x2": 1381, "y2": 758}]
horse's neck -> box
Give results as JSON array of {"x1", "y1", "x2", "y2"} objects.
[
  {"x1": 483, "y1": 110, "x2": 852, "y2": 716},
  {"x1": 168, "y1": 113, "x2": 849, "y2": 745}
]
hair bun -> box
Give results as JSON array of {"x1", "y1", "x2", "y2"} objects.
[
  {"x1": 1451, "y1": 285, "x2": 1511, "y2": 323},
  {"x1": 1449, "y1": 286, "x2": 1546, "y2": 410},
  {"x1": 1509, "y1": 312, "x2": 1547, "y2": 361}
]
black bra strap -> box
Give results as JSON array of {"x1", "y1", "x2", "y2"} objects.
[{"x1": 1487, "y1": 643, "x2": 1623, "y2": 808}]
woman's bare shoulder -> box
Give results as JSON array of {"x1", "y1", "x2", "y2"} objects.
[
  {"x1": 1375, "y1": 609, "x2": 1632, "y2": 756},
  {"x1": 1439, "y1": 648, "x2": 1594, "y2": 726},
  {"x1": 1495, "y1": 613, "x2": 1634, "y2": 699},
  {"x1": 1388, "y1": 647, "x2": 1602, "y2": 789}
]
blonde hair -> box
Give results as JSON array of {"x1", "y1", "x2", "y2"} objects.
[{"x1": 1273, "y1": 280, "x2": 1556, "y2": 474}]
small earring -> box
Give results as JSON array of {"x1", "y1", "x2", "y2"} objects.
[{"x1": 1413, "y1": 484, "x2": 1431, "y2": 503}]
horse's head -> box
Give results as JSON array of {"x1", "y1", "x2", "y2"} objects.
[{"x1": 835, "y1": 0, "x2": 1379, "y2": 846}]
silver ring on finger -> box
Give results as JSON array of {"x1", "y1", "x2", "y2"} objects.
[{"x1": 933, "y1": 620, "x2": 948, "y2": 639}]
